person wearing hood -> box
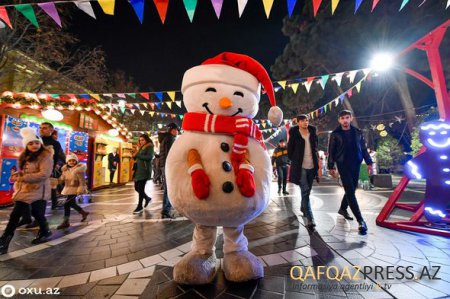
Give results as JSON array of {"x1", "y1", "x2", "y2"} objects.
[
  {"x1": 56, "y1": 154, "x2": 89, "y2": 229},
  {"x1": 0, "y1": 127, "x2": 54, "y2": 254}
]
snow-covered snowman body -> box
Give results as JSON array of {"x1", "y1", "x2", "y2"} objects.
[{"x1": 166, "y1": 53, "x2": 282, "y2": 285}]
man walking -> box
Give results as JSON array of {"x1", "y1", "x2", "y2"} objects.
[
  {"x1": 272, "y1": 139, "x2": 289, "y2": 195},
  {"x1": 108, "y1": 148, "x2": 120, "y2": 184},
  {"x1": 328, "y1": 110, "x2": 372, "y2": 235},
  {"x1": 40, "y1": 122, "x2": 66, "y2": 210},
  {"x1": 287, "y1": 114, "x2": 319, "y2": 229},
  {"x1": 159, "y1": 123, "x2": 179, "y2": 218}
]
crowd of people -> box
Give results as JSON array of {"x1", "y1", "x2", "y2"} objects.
[{"x1": 0, "y1": 109, "x2": 373, "y2": 256}]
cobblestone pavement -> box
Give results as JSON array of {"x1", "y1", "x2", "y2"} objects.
[{"x1": 0, "y1": 178, "x2": 448, "y2": 299}]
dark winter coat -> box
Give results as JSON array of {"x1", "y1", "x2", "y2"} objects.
[
  {"x1": 41, "y1": 136, "x2": 65, "y2": 172},
  {"x1": 327, "y1": 125, "x2": 372, "y2": 169},
  {"x1": 287, "y1": 125, "x2": 319, "y2": 185},
  {"x1": 133, "y1": 142, "x2": 154, "y2": 181},
  {"x1": 159, "y1": 133, "x2": 176, "y2": 167},
  {"x1": 272, "y1": 146, "x2": 289, "y2": 167},
  {"x1": 108, "y1": 153, "x2": 120, "y2": 170}
]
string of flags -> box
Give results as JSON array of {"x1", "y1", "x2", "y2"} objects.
[
  {"x1": 1, "y1": 0, "x2": 448, "y2": 29},
  {"x1": 306, "y1": 71, "x2": 371, "y2": 119}
]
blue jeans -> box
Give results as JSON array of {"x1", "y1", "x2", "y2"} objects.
[
  {"x1": 161, "y1": 167, "x2": 172, "y2": 215},
  {"x1": 299, "y1": 168, "x2": 315, "y2": 220},
  {"x1": 277, "y1": 165, "x2": 288, "y2": 191}
]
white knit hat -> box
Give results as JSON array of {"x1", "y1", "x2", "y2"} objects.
[
  {"x1": 20, "y1": 127, "x2": 43, "y2": 148},
  {"x1": 66, "y1": 153, "x2": 79, "y2": 163}
]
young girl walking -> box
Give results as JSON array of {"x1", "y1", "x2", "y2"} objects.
[
  {"x1": 57, "y1": 154, "x2": 89, "y2": 229},
  {"x1": 0, "y1": 127, "x2": 53, "y2": 254}
]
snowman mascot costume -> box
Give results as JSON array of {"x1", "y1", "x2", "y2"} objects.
[{"x1": 166, "y1": 52, "x2": 283, "y2": 284}]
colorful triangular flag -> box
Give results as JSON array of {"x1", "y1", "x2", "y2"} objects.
[
  {"x1": 399, "y1": 0, "x2": 409, "y2": 11},
  {"x1": 237, "y1": 0, "x2": 248, "y2": 17},
  {"x1": 153, "y1": 0, "x2": 169, "y2": 23},
  {"x1": 140, "y1": 110, "x2": 146, "y2": 116},
  {"x1": 304, "y1": 77, "x2": 314, "y2": 93},
  {"x1": 355, "y1": 0, "x2": 363, "y2": 13},
  {"x1": 348, "y1": 70, "x2": 358, "y2": 83},
  {"x1": 98, "y1": 0, "x2": 115, "y2": 15},
  {"x1": 339, "y1": 94, "x2": 345, "y2": 103},
  {"x1": 347, "y1": 88, "x2": 353, "y2": 98},
  {"x1": 154, "y1": 92, "x2": 163, "y2": 101},
  {"x1": 355, "y1": 80, "x2": 362, "y2": 93},
  {"x1": 447, "y1": 0, "x2": 450, "y2": 9},
  {"x1": 175, "y1": 100, "x2": 182, "y2": 108},
  {"x1": 38, "y1": 2, "x2": 61, "y2": 27},
  {"x1": 371, "y1": 0, "x2": 381, "y2": 12},
  {"x1": 287, "y1": 0, "x2": 296, "y2": 17},
  {"x1": 128, "y1": 93, "x2": 136, "y2": 98},
  {"x1": 333, "y1": 72, "x2": 344, "y2": 86},
  {"x1": 211, "y1": 0, "x2": 224, "y2": 18},
  {"x1": 334, "y1": 98, "x2": 339, "y2": 106},
  {"x1": 312, "y1": 0, "x2": 322, "y2": 17},
  {"x1": 167, "y1": 91, "x2": 176, "y2": 101},
  {"x1": 278, "y1": 81, "x2": 287, "y2": 89},
  {"x1": 130, "y1": 0, "x2": 145, "y2": 23},
  {"x1": 149, "y1": 103, "x2": 155, "y2": 110},
  {"x1": 0, "y1": 7, "x2": 12, "y2": 29},
  {"x1": 142, "y1": 103, "x2": 149, "y2": 109},
  {"x1": 183, "y1": 0, "x2": 197, "y2": 22},
  {"x1": 319, "y1": 75, "x2": 329, "y2": 90},
  {"x1": 166, "y1": 101, "x2": 172, "y2": 109},
  {"x1": 291, "y1": 82, "x2": 299, "y2": 93},
  {"x1": 331, "y1": 0, "x2": 340, "y2": 15},
  {"x1": 130, "y1": 109, "x2": 136, "y2": 115},
  {"x1": 15, "y1": 4, "x2": 39, "y2": 28},
  {"x1": 155, "y1": 102, "x2": 161, "y2": 110},
  {"x1": 262, "y1": 0, "x2": 274, "y2": 18},
  {"x1": 141, "y1": 92, "x2": 150, "y2": 100}
]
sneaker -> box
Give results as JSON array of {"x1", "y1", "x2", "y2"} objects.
[
  {"x1": 57, "y1": 221, "x2": 70, "y2": 230},
  {"x1": 283, "y1": 190, "x2": 289, "y2": 195},
  {"x1": 161, "y1": 213, "x2": 174, "y2": 219},
  {"x1": 25, "y1": 221, "x2": 39, "y2": 229},
  {"x1": 144, "y1": 196, "x2": 152, "y2": 208},
  {"x1": 133, "y1": 207, "x2": 143, "y2": 214},
  {"x1": 338, "y1": 209, "x2": 354, "y2": 221},
  {"x1": 358, "y1": 220, "x2": 368, "y2": 235},
  {"x1": 31, "y1": 230, "x2": 52, "y2": 244},
  {"x1": 277, "y1": 188, "x2": 282, "y2": 194},
  {"x1": 305, "y1": 218, "x2": 316, "y2": 230}
]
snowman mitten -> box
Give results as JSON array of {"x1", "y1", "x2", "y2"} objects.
[
  {"x1": 190, "y1": 169, "x2": 210, "y2": 199},
  {"x1": 236, "y1": 165, "x2": 255, "y2": 197}
]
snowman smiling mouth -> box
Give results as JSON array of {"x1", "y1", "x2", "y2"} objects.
[{"x1": 202, "y1": 103, "x2": 243, "y2": 116}]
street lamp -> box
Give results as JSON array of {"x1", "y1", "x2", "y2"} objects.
[{"x1": 370, "y1": 53, "x2": 394, "y2": 72}]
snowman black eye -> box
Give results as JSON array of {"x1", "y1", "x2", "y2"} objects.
[
  {"x1": 205, "y1": 87, "x2": 216, "y2": 92},
  {"x1": 234, "y1": 91, "x2": 244, "y2": 97}
]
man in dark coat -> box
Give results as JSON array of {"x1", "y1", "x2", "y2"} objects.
[
  {"x1": 287, "y1": 114, "x2": 319, "y2": 229},
  {"x1": 159, "y1": 123, "x2": 179, "y2": 218},
  {"x1": 40, "y1": 122, "x2": 66, "y2": 210},
  {"x1": 108, "y1": 148, "x2": 120, "y2": 184},
  {"x1": 328, "y1": 110, "x2": 372, "y2": 235},
  {"x1": 272, "y1": 139, "x2": 289, "y2": 195}
]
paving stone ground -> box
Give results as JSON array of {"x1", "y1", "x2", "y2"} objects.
[{"x1": 0, "y1": 178, "x2": 448, "y2": 299}]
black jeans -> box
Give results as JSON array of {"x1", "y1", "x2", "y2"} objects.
[
  {"x1": 64, "y1": 195, "x2": 82, "y2": 218},
  {"x1": 51, "y1": 189, "x2": 57, "y2": 208},
  {"x1": 337, "y1": 162, "x2": 363, "y2": 222},
  {"x1": 134, "y1": 179, "x2": 148, "y2": 208},
  {"x1": 277, "y1": 165, "x2": 288, "y2": 191},
  {"x1": 4, "y1": 200, "x2": 49, "y2": 236},
  {"x1": 299, "y1": 168, "x2": 316, "y2": 220},
  {"x1": 110, "y1": 169, "x2": 116, "y2": 183},
  {"x1": 161, "y1": 167, "x2": 172, "y2": 215}
]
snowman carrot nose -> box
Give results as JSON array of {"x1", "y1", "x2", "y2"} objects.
[{"x1": 219, "y1": 97, "x2": 233, "y2": 109}]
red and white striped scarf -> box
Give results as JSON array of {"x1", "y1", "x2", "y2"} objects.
[{"x1": 182, "y1": 112, "x2": 265, "y2": 173}]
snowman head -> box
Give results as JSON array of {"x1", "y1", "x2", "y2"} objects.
[
  {"x1": 181, "y1": 52, "x2": 283, "y2": 125},
  {"x1": 419, "y1": 120, "x2": 450, "y2": 151}
]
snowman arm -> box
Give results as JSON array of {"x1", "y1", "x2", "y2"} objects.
[{"x1": 187, "y1": 149, "x2": 204, "y2": 174}]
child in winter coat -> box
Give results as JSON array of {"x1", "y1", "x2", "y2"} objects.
[
  {"x1": 57, "y1": 154, "x2": 89, "y2": 229},
  {"x1": 0, "y1": 127, "x2": 53, "y2": 255}
]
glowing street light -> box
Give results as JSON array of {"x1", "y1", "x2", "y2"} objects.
[{"x1": 370, "y1": 53, "x2": 394, "y2": 72}]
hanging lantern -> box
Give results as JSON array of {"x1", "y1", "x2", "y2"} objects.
[{"x1": 42, "y1": 109, "x2": 64, "y2": 121}]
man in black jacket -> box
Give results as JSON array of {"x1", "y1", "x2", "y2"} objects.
[
  {"x1": 287, "y1": 115, "x2": 319, "y2": 229},
  {"x1": 159, "y1": 123, "x2": 179, "y2": 218},
  {"x1": 108, "y1": 148, "x2": 120, "y2": 184},
  {"x1": 272, "y1": 139, "x2": 289, "y2": 195},
  {"x1": 328, "y1": 110, "x2": 372, "y2": 235},
  {"x1": 40, "y1": 122, "x2": 66, "y2": 210}
]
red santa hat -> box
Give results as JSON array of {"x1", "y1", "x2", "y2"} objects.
[{"x1": 181, "y1": 52, "x2": 283, "y2": 126}]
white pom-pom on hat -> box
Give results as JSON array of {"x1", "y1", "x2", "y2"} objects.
[{"x1": 20, "y1": 127, "x2": 43, "y2": 148}]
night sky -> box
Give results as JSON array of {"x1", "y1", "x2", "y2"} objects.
[{"x1": 70, "y1": 0, "x2": 290, "y2": 91}]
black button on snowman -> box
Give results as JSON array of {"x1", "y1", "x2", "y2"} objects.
[{"x1": 165, "y1": 52, "x2": 283, "y2": 284}]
